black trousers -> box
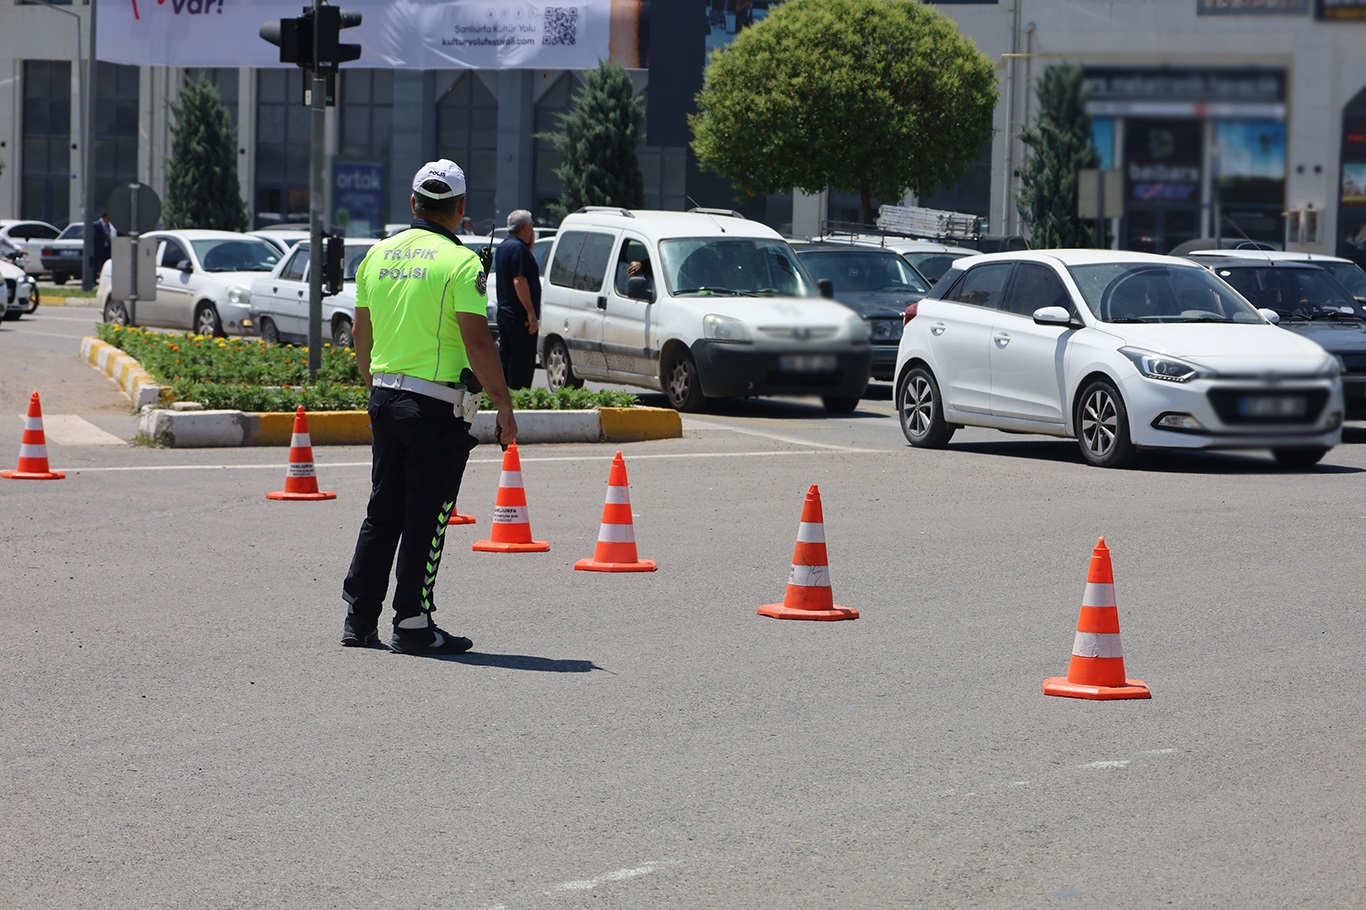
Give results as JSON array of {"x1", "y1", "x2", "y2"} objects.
[
  {"x1": 342, "y1": 387, "x2": 476, "y2": 627},
  {"x1": 497, "y1": 312, "x2": 539, "y2": 390}
]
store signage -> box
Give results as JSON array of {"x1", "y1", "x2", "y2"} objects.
[
  {"x1": 1197, "y1": 0, "x2": 1308, "y2": 13},
  {"x1": 1316, "y1": 0, "x2": 1366, "y2": 19}
]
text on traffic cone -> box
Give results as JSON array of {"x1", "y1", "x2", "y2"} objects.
[
  {"x1": 266, "y1": 406, "x2": 337, "y2": 501},
  {"x1": 758, "y1": 484, "x2": 858, "y2": 621},
  {"x1": 472, "y1": 442, "x2": 549, "y2": 552}
]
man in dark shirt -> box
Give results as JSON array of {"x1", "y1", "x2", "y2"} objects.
[{"x1": 494, "y1": 209, "x2": 541, "y2": 389}]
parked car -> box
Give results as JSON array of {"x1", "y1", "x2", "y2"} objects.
[
  {"x1": 1182, "y1": 248, "x2": 1366, "y2": 302},
  {"x1": 248, "y1": 238, "x2": 376, "y2": 346},
  {"x1": 817, "y1": 233, "x2": 977, "y2": 284},
  {"x1": 1182, "y1": 255, "x2": 1366, "y2": 417},
  {"x1": 41, "y1": 223, "x2": 86, "y2": 284},
  {"x1": 248, "y1": 229, "x2": 310, "y2": 257},
  {"x1": 790, "y1": 241, "x2": 930, "y2": 381},
  {"x1": 894, "y1": 250, "x2": 1343, "y2": 468},
  {"x1": 540, "y1": 208, "x2": 872, "y2": 412},
  {"x1": 0, "y1": 219, "x2": 61, "y2": 279},
  {"x1": 1, "y1": 253, "x2": 39, "y2": 319},
  {"x1": 97, "y1": 230, "x2": 281, "y2": 336}
]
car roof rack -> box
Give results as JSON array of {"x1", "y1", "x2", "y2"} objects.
[
  {"x1": 576, "y1": 206, "x2": 634, "y2": 217},
  {"x1": 687, "y1": 207, "x2": 746, "y2": 219}
]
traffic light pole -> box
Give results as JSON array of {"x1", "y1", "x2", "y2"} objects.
[{"x1": 308, "y1": 55, "x2": 326, "y2": 378}]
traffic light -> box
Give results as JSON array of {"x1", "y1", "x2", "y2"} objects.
[
  {"x1": 324, "y1": 234, "x2": 346, "y2": 297},
  {"x1": 259, "y1": 9, "x2": 313, "y2": 69},
  {"x1": 315, "y1": 5, "x2": 362, "y2": 74}
]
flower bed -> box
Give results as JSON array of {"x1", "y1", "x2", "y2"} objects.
[{"x1": 94, "y1": 324, "x2": 637, "y2": 412}]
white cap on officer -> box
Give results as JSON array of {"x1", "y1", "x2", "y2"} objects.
[{"x1": 412, "y1": 159, "x2": 466, "y2": 200}]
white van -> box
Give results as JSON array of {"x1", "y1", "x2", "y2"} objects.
[{"x1": 539, "y1": 208, "x2": 872, "y2": 412}]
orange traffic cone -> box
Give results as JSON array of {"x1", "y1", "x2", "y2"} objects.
[
  {"x1": 758, "y1": 484, "x2": 858, "y2": 621},
  {"x1": 266, "y1": 406, "x2": 336, "y2": 501},
  {"x1": 472, "y1": 442, "x2": 549, "y2": 552},
  {"x1": 575, "y1": 451, "x2": 656, "y2": 572},
  {"x1": 2, "y1": 392, "x2": 65, "y2": 480},
  {"x1": 1043, "y1": 537, "x2": 1150, "y2": 700},
  {"x1": 447, "y1": 507, "x2": 476, "y2": 525}
]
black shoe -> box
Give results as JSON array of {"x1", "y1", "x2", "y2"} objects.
[
  {"x1": 341, "y1": 616, "x2": 380, "y2": 648},
  {"x1": 389, "y1": 624, "x2": 473, "y2": 655}
]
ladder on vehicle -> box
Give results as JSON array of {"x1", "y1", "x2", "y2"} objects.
[{"x1": 875, "y1": 204, "x2": 982, "y2": 243}]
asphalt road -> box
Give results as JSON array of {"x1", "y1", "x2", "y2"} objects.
[{"x1": 3, "y1": 304, "x2": 1365, "y2": 909}]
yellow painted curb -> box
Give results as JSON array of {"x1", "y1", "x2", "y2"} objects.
[
  {"x1": 242, "y1": 410, "x2": 373, "y2": 446},
  {"x1": 599, "y1": 406, "x2": 682, "y2": 442}
]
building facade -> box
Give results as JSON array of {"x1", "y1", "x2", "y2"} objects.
[{"x1": 3, "y1": 1, "x2": 1365, "y2": 263}]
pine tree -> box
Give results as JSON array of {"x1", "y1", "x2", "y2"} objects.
[
  {"x1": 542, "y1": 62, "x2": 644, "y2": 220},
  {"x1": 1015, "y1": 64, "x2": 1099, "y2": 248},
  {"x1": 163, "y1": 77, "x2": 247, "y2": 231}
]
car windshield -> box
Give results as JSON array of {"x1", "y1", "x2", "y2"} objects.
[
  {"x1": 1212, "y1": 266, "x2": 1366, "y2": 321},
  {"x1": 1318, "y1": 261, "x2": 1366, "y2": 298},
  {"x1": 797, "y1": 249, "x2": 930, "y2": 294},
  {"x1": 1069, "y1": 262, "x2": 1264, "y2": 324},
  {"x1": 659, "y1": 238, "x2": 814, "y2": 297},
  {"x1": 191, "y1": 238, "x2": 282, "y2": 273},
  {"x1": 58, "y1": 224, "x2": 83, "y2": 240}
]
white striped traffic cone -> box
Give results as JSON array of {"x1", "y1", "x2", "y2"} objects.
[
  {"x1": 266, "y1": 406, "x2": 336, "y2": 501},
  {"x1": 2, "y1": 392, "x2": 65, "y2": 480},
  {"x1": 575, "y1": 451, "x2": 656, "y2": 572},
  {"x1": 757, "y1": 484, "x2": 858, "y2": 621}
]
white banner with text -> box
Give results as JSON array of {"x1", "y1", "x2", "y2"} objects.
[{"x1": 98, "y1": 0, "x2": 623, "y2": 69}]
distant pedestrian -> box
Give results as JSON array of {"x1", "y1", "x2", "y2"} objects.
[
  {"x1": 92, "y1": 212, "x2": 115, "y2": 273},
  {"x1": 458, "y1": 216, "x2": 476, "y2": 236},
  {"x1": 494, "y1": 209, "x2": 541, "y2": 389}
]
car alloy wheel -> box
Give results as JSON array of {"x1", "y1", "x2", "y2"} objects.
[
  {"x1": 195, "y1": 303, "x2": 223, "y2": 337},
  {"x1": 259, "y1": 317, "x2": 280, "y2": 345},
  {"x1": 332, "y1": 317, "x2": 353, "y2": 348},
  {"x1": 1076, "y1": 379, "x2": 1136, "y2": 468},
  {"x1": 897, "y1": 366, "x2": 954, "y2": 447},
  {"x1": 664, "y1": 348, "x2": 706, "y2": 412},
  {"x1": 103, "y1": 299, "x2": 129, "y2": 326},
  {"x1": 543, "y1": 338, "x2": 582, "y2": 391}
]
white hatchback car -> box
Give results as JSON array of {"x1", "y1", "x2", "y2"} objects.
[
  {"x1": 894, "y1": 250, "x2": 1344, "y2": 468},
  {"x1": 98, "y1": 230, "x2": 281, "y2": 336},
  {"x1": 540, "y1": 208, "x2": 872, "y2": 412}
]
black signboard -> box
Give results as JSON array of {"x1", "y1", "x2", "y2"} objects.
[
  {"x1": 1316, "y1": 0, "x2": 1366, "y2": 19},
  {"x1": 1125, "y1": 119, "x2": 1204, "y2": 204}
]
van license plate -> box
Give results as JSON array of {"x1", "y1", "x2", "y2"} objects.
[
  {"x1": 779, "y1": 354, "x2": 836, "y2": 372},
  {"x1": 1238, "y1": 394, "x2": 1307, "y2": 418}
]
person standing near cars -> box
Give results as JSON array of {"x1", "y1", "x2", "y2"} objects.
[
  {"x1": 494, "y1": 209, "x2": 541, "y2": 389},
  {"x1": 92, "y1": 212, "x2": 115, "y2": 273},
  {"x1": 341, "y1": 159, "x2": 518, "y2": 655}
]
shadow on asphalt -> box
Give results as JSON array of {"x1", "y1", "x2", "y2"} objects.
[
  {"x1": 392, "y1": 650, "x2": 605, "y2": 672},
  {"x1": 628, "y1": 381, "x2": 894, "y2": 421},
  {"x1": 917, "y1": 437, "x2": 1366, "y2": 475}
]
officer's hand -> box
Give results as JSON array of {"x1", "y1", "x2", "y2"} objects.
[
  {"x1": 526, "y1": 314, "x2": 539, "y2": 334},
  {"x1": 494, "y1": 405, "x2": 518, "y2": 450}
]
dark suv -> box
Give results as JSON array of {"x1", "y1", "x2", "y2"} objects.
[
  {"x1": 791, "y1": 242, "x2": 931, "y2": 381},
  {"x1": 1191, "y1": 257, "x2": 1366, "y2": 416}
]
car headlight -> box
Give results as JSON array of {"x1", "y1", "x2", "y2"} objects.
[
  {"x1": 1119, "y1": 347, "x2": 1211, "y2": 383},
  {"x1": 703, "y1": 313, "x2": 751, "y2": 342},
  {"x1": 868, "y1": 317, "x2": 903, "y2": 342},
  {"x1": 846, "y1": 312, "x2": 870, "y2": 343},
  {"x1": 1321, "y1": 356, "x2": 1344, "y2": 378},
  {"x1": 227, "y1": 286, "x2": 252, "y2": 306}
]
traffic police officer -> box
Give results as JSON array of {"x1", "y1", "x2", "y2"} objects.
[{"x1": 341, "y1": 159, "x2": 517, "y2": 655}]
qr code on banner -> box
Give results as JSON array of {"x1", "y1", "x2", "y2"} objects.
[{"x1": 543, "y1": 7, "x2": 578, "y2": 45}]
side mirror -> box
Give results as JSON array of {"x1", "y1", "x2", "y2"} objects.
[
  {"x1": 177, "y1": 259, "x2": 193, "y2": 273},
  {"x1": 817, "y1": 277, "x2": 834, "y2": 299},
  {"x1": 1032, "y1": 305, "x2": 1075, "y2": 327},
  {"x1": 626, "y1": 275, "x2": 653, "y2": 301},
  {"x1": 1258, "y1": 307, "x2": 1281, "y2": 325}
]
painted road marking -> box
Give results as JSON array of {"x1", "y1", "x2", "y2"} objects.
[
  {"x1": 686, "y1": 417, "x2": 880, "y2": 452},
  {"x1": 553, "y1": 863, "x2": 661, "y2": 892},
  {"x1": 16, "y1": 414, "x2": 126, "y2": 446}
]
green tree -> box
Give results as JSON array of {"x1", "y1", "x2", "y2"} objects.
[
  {"x1": 690, "y1": 0, "x2": 997, "y2": 225},
  {"x1": 542, "y1": 62, "x2": 645, "y2": 220},
  {"x1": 163, "y1": 77, "x2": 247, "y2": 231},
  {"x1": 1014, "y1": 63, "x2": 1099, "y2": 248}
]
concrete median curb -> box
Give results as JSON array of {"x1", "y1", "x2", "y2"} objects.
[{"x1": 80, "y1": 337, "x2": 681, "y2": 447}]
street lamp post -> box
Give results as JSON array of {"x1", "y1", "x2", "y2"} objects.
[{"x1": 32, "y1": 0, "x2": 95, "y2": 289}]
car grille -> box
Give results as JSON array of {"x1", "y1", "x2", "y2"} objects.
[
  {"x1": 3, "y1": 279, "x2": 14, "y2": 304},
  {"x1": 1207, "y1": 387, "x2": 1331, "y2": 425},
  {"x1": 755, "y1": 326, "x2": 839, "y2": 342},
  {"x1": 1340, "y1": 354, "x2": 1366, "y2": 376}
]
